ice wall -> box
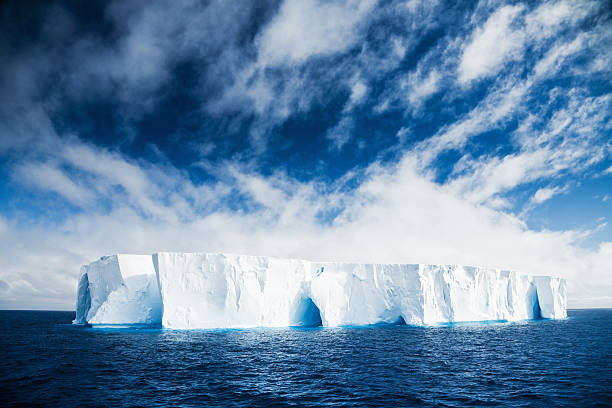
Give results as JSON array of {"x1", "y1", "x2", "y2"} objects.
[
  {"x1": 73, "y1": 254, "x2": 162, "y2": 325},
  {"x1": 533, "y1": 276, "x2": 567, "y2": 319},
  {"x1": 308, "y1": 263, "x2": 550, "y2": 326},
  {"x1": 153, "y1": 252, "x2": 315, "y2": 329},
  {"x1": 74, "y1": 252, "x2": 567, "y2": 328}
]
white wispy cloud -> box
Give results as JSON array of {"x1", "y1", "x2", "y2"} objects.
[
  {"x1": 458, "y1": 0, "x2": 597, "y2": 84},
  {"x1": 416, "y1": 5, "x2": 609, "y2": 173},
  {"x1": 211, "y1": 0, "x2": 442, "y2": 148},
  {"x1": 16, "y1": 162, "x2": 96, "y2": 207},
  {"x1": 326, "y1": 116, "x2": 355, "y2": 151},
  {"x1": 459, "y1": 4, "x2": 526, "y2": 84},
  {"x1": 416, "y1": 79, "x2": 530, "y2": 166},
  {"x1": 531, "y1": 186, "x2": 565, "y2": 204},
  {"x1": 326, "y1": 75, "x2": 369, "y2": 150},
  {"x1": 257, "y1": 0, "x2": 378, "y2": 66},
  {"x1": 444, "y1": 91, "x2": 610, "y2": 206},
  {"x1": 376, "y1": 60, "x2": 442, "y2": 115},
  {"x1": 346, "y1": 77, "x2": 368, "y2": 109}
]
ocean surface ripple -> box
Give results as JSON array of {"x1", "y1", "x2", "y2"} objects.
[{"x1": 1, "y1": 309, "x2": 611, "y2": 407}]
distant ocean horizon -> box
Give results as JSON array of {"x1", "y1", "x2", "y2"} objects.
[{"x1": 1, "y1": 309, "x2": 611, "y2": 407}]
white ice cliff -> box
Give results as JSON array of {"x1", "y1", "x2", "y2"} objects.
[
  {"x1": 74, "y1": 255, "x2": 162, "y2": 325},
  {"x1": 74, "y1": 252, "x2": 567, "y2": 328}
]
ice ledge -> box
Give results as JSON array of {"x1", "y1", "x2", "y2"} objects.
[{"x1": 74, "y1": 252, "x2": 567, "y2": 329}]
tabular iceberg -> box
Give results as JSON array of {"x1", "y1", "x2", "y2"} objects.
[{"x1": 74, "y1": 252, "x2": 567, "y2": 328}]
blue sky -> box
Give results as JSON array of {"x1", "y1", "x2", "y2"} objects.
[{"x1": 0, "y1": 0, "x2": 610, "y2": 310}]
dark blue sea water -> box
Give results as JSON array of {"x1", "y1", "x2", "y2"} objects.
[{"x1": 1, "y1": 310, "x2": 611, "y2": 407}]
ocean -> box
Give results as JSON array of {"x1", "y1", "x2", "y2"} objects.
[{"x1": 1, "y1": 309, "x2": 611, "y2": 407}]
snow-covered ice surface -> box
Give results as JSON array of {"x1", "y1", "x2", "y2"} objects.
[{"x1": 74, "y1": 252, "x2": 567, "y2": 328}]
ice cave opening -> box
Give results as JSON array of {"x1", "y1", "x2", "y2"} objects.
[{"x1": 291, "y1": 297, "x2": 323, "y2": 327}]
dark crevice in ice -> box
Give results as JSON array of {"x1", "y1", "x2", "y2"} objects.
[{"x1": 533, "y1": 289, "x2": 542, "y2": 320}]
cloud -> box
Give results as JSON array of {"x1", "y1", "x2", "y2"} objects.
[
  {"x1": 458, "y1": 1, "x2": 597, "y2": 84},
  {"x1": 416, "y1": 79, "x2": 530, "y2": 166},
  {"x1": 256, "y1": 0, "x2": 378, "y2": 66},
  {"x1": 443, "y1": 91, "x2": 610, "y2": 207},
  {"x1": 210, "y1": 0, "x2": 443, "y2": 149},
  {"x1": 533, "y1": 35, "x2": 586, "y2": 78},
  {"x1": 376, "y1": 55, "x2": 443, "y2": 115},
  {"x1": 15, "y1": 162, "x2": 96, "y2": 206},
  {"x1": 459, "y1": 4, "x2": 525, "y2": 83},
  {"x1": 417, "y1": 18, "x2": 609, "y2": 173},
  {"x1": 208, "y1": 0, "x2": 381, "y2": 148},
  {"x1": 406, "y1": 69, "x2": 440, "y2": 108},
  {"x1": 347, "y1": 78, "x2": 368, "y2": 108},
  {"x1": 326, "y1": 116, "x2": 355, "y2": 151},
  {"x1": 531, "y1": 186, "x2": 564, "y2": 204},
  {"x1": 0, "y1": 0, "x2": 270, "y2": 131},
  {"x1": 326, "y1": 75, "x2": 369, "y2": 150}
]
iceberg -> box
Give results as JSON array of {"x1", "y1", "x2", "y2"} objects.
[{"x1": 74, "y1": 252, "x2": 567, "y2": 328}]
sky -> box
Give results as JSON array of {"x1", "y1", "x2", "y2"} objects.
[{"x1": 0, "y1": 0, "x2": 610, "y2": 310}]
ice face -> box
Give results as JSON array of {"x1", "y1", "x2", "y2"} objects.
[
  {"x1": 73, "y1": 254, "x2": 162, "y2": 325},
  {"x1": 308, "y1": 263, "x2": 548, "y2": 326},
  {"x1": 309, "y1": 263, "x2": 423, "y2": 326},
  {"x1": 153, "y1": 252, "x2": 316, "y2": 329},
  {"x1": 533, "y1": 276, "x2": 568, "y2": 319},
  {"x1": 74, "y1": 252, "x2": 567, "y2": 328}
]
